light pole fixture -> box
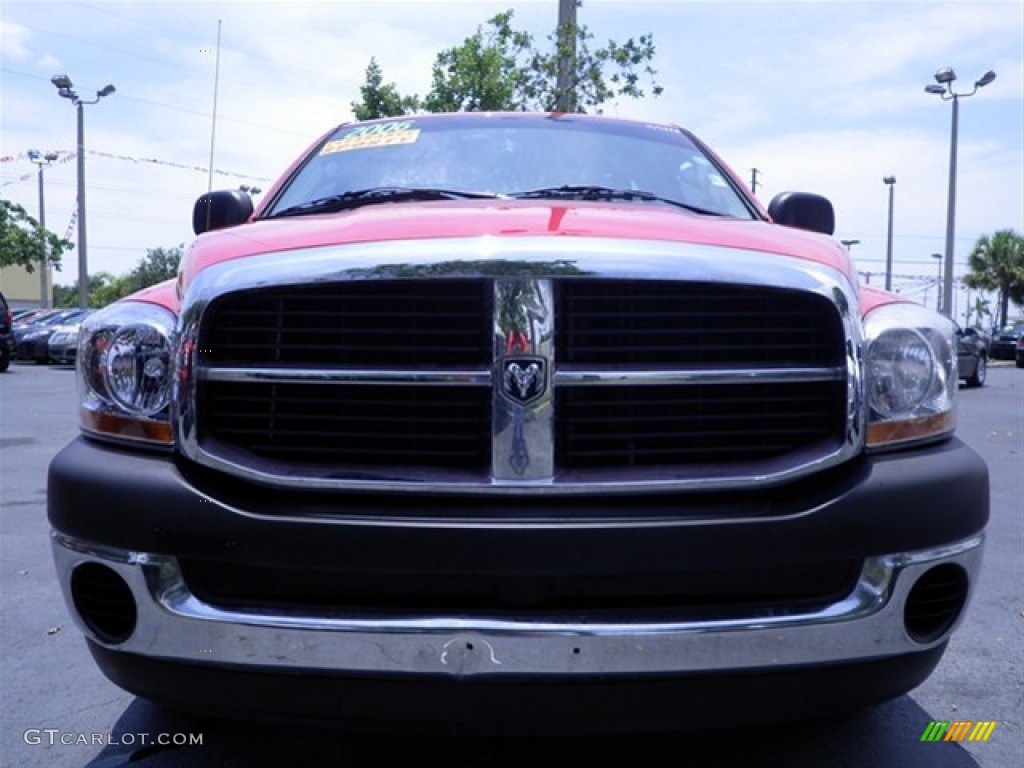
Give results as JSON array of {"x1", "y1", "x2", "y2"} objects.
[
  {"x1": 924, "y1": 66, "x2": 996, "y2": 318},
  {"x1": 840, "y1": 239, "x2": 860, "y2": 250},
  {"x1": 931, "y1": 252, "x2": 944, "y2": 313},
  {"x1": 51, "y1": 74, "x2": 116, "y2": 308},
  {"x1": 27, "y1": 149, "x2": 59, "y2": 308},
  {"x1": 883, "y1": 176, "x2": 896, "y2": 291}
]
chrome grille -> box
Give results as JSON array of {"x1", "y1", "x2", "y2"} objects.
[{"x1": 182, "y1": 239, "x2": 861, "y2": 494}]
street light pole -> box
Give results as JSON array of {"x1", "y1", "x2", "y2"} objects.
[
  {"x1": 51, "y1": 75, "x2": 115, "y2": 309},
  {"x1": 28, "y1": 150, "x2": 58, "y2": 308},
  {"x1": 883, "y1": 177, "x2": 896, "y2": 291},
  {"x1": 931, "y1": 252, "x2": 943, "y2": 313},
  {"x1": 75, "y1": 100, "x2": 87, "y2": 308},
  {"x1": 924, "y1": 67, "x2": 995, "y2": 318}
]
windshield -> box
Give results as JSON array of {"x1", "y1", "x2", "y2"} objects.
[{"x1": 265, "y1": 115, "x2": 755, "y2": 220}]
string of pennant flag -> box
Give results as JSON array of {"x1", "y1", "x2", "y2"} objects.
[{"x1": 0, "y1": 149, "x2": 269, "y2": 188}]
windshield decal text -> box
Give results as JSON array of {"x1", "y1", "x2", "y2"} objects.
[{"x1": 321, "y1": 121, "x2": 420, "y2": 154}]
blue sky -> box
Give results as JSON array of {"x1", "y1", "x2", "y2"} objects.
[{"x1": 2, "y1": 0, "x2": 1021, "y2": 323}]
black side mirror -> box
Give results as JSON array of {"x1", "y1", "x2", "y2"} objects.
[
  {"x1": 767, "y1": 192, "x2": 835, "y2": 236},
  {"x1": 193, "y1": 190, "x2": 254, "y2": 235}
]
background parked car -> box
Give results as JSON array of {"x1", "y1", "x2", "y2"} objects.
[
  {"x1": 1016, "y1": 336, "x2": 1024, "y2": 369},
  {"x1": 47, "y1": 313, "x2": 93, "y2": 365},
  {"x1": 955, "y1": 323, "x2": 988, "y2": 388},
  {"x1": 12, "y1": 308, "x2": 62, "y2": 343},
  {"x1": 11, "y1": 307, "x2": 41, "y2": 323},
  {"x1": 0, "y1": 292, "x2": 13, "y2": 373},
  {"x1": 990, "y1": 319, "x2": 1024, "y2": 360},
  {"x1": 15, "y1": 309, "x2": 89, "y2": 363}
]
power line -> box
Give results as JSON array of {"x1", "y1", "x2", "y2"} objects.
[
  {"x1": 2, "y1": 67, "x2": 326, "y2": 140},
  {"x1": 8, "y1": 15, "x2": 350, "y2": 117}
]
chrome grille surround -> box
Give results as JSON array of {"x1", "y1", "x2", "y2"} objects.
[{"x1": 176, "y1": 236, "x2": 864, "y2": 495}]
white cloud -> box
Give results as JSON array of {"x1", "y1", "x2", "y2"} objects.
[
  {"x1": 37, "y1": 53, "x2": 62, "y2": 70},
  {"x1": 0, "y1": 20, "x2": 32, "y2": 61}
]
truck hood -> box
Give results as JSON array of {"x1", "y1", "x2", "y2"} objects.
[{"x1": 180, "y1": 200, "x2": 853, "y2": 289}]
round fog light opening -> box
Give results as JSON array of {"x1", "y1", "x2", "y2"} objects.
[
  {"x1": 71, "y1": 562, "x2": 138, "y2": 644},
  {"x1": 904, "y1": 564, "x2": 968, "y2": 644}
]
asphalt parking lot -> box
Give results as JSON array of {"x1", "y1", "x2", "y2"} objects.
[{"x1": 1, "y1": 361, "x2": 1021, "y2": 768}]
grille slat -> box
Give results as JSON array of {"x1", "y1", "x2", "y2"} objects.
[
  {"x1": 556, "y1": 381, "x2": 846, "y2": 469},
  {"x1": 204, "y1": 280, "x2": 492, "y2": 367},
  {"x1": 556, "y1": 280, "x2": 843, "y2": 367},
  {"x1": 200, "y1": 381, "x2": 491, "y2": 471}
]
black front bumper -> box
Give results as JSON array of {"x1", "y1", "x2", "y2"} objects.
[
  {"x1": 49, "y1": 436, "x2": 987, "y2": 575},
  {"x1": 48, "y1": 436, "x2": 988, "y2": 730}
]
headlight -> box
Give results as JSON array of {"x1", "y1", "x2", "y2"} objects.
[
  {"x1": 77, "y1": 302, "x2": 176, "y2": 446},
  {"x1": 864, "y1": 303, "x2": 956, "y2": 449}
]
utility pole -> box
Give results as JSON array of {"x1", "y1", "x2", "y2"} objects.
[
  {"x1": 28, "y1": 150, "x2": 58, "y2": 308},
  {"x1": 750, "y1": 168, "x2": 760, "y2": 195},
  {"x1": 555, "y1": 0, "x2": 577, "y2": 112},
  {"x1": 883, "y1": 176, "x2": 896, "y2": 291}
]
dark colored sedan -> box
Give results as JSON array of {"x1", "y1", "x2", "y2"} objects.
[
  {"x1": 15, "y1": 309, "x2": 89, "y2": 363},
  {"x1": 955, "y1": 325, "x2": 987, "y2": 387},
  {"x1": 47, "y1": 314, "x2": 92, "y2": 364},
  {"x1": 990, "y1": 320, "x2": 1024, "y2": 360}
]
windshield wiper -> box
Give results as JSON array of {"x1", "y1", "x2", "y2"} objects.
[
  {"x1": 267, "y1": 187, "x2": 502, "y2": 218},
  {"x1": 507, "y1": 185, "x2": 722, "y2": 216}
]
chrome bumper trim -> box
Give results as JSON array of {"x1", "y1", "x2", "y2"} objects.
[{"x1": 53, "y1": 532, "x2": 983, "y2": 677}]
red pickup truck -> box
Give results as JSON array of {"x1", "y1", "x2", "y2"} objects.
[{"x1": 49, "y1": 112, "x2": 987, "y2": 732}]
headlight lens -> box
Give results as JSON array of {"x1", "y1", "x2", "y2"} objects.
[
  {"x1": 864, "y1": 303, "x2": 956, "y2": 449},
  {"x1": 78, "y1": 302, "x2": 176, "y2": 446}
]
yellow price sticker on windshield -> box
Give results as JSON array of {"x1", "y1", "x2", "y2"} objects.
[{"x1": 317, "y1": 129, "x2": 417, "y2": 154}]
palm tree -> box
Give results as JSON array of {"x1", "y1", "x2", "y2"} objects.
[{"x1": 963, "y1": 229, "x2": 1024, "y2": 328}]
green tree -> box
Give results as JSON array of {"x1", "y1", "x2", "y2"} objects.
[
  {"x1": 351, "y1": 5, "x2": 662, "y2": 120},
  {"x1": 128, "y1": 245, "x2": 183, "y2": 291},
  {"x1": 351, "y1": 57, "x2": 420, "y2": 120},
  {"x1": 967, "y1": 294, "x2": 992, "y2": 330},
  {"x1": 963, "y1": 229, "x2": 1024, "y2": 328},
  {"x1": 422, "y1": 11, "x2": 534, "y2": 112},
  {"x1": 53, "y1": 272, "x2": 123, "y2": 308},
  {"x1": 0, "y1": 199, "x2": 71, "y2": 272},
  {"x1": 89, "y1": 272, "x2": 135, "y2": 308},
  {"x1": 423, "y1": 8, "x2": 661, "y2": 114},
  {"x1": 52, "y1": 246, "x2": 184, "y2": 308}
]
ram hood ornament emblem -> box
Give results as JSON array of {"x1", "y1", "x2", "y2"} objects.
[{"x1": 501, "y1": 356, "x2": 547, "y2": 405}]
